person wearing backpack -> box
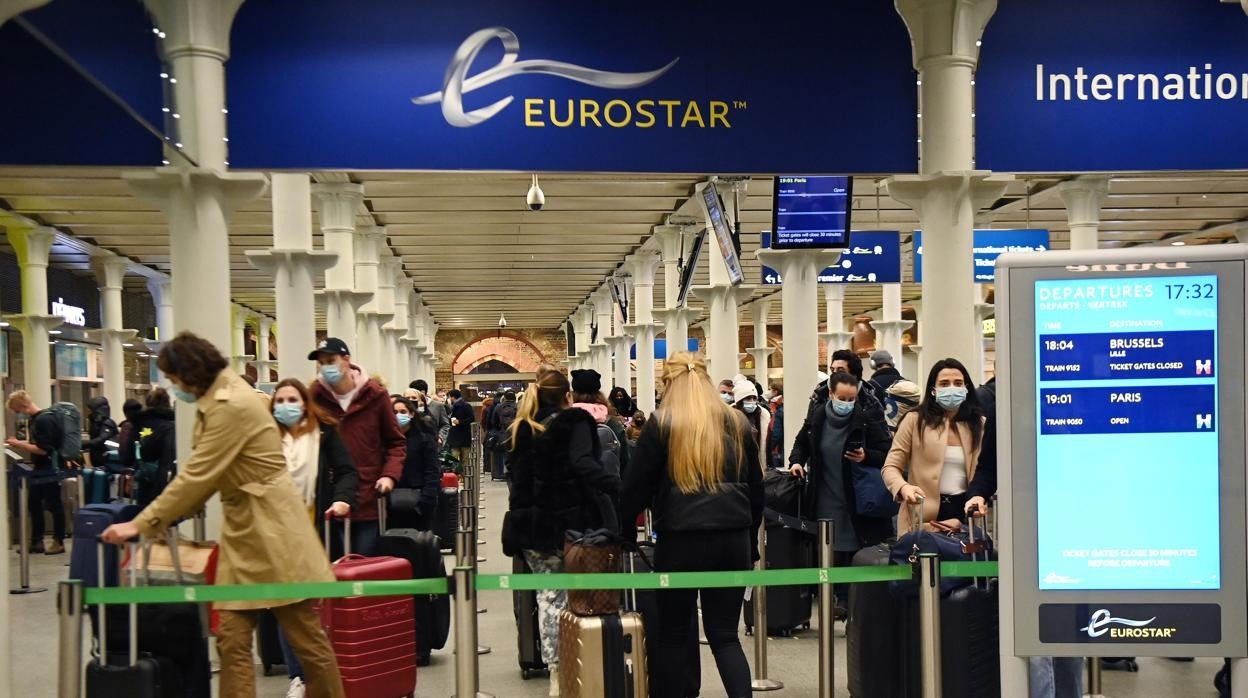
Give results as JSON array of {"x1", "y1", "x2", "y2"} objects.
[
  {"x1": 502, "y1": 369, "x2": 621, "y2": 697},
  {"x1": 5, "y1": 390, "x2": 69, "y2": 554},
  {"x1": 569, "y1": 369, "x2": 629, "y2": 477},
  {"x1": 488, "y1": 390, "x2": 518, "y2": 481},
  {"x1": 81, "y1": 396, "x2": 119, "y2": 470},
  {"x1": 122, "y1": 387, "x2": 178, "y2": 507}
]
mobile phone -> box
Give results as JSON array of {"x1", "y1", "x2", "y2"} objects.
[{"x1": 844, "y1": 429, "x2": 864, "y2": 452}]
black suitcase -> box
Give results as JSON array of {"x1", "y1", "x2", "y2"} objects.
[
  {"x1": 847, "y1": 543, "x2": 903, "y2": 697},
  {"x1": 256, "y1": 610, "x2": 286, "y2": 676},
  {"x1": 376, "y1": 525, "x2": 451, "y2": 664},
  {"x1": 743, "y1": 524, "x2": 813, "y2": 635},
  {"x1": 513, "y1": 555, "x2": 549, "y2": 679},
  {"x1": 434, "y1": 482, "x2": 459, "y2": 552}
]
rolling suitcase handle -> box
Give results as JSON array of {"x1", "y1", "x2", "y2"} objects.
[
  {"x1": 378, "y1": 494, "x2": 387, "y2": 534},
  {"x1": 96, "y1": 538, "x2": 141, "y2": 667},
  {"x1": 323, "y1": 512, "x2": 352, "y2": 559},
  {"x1": 905, "y1": 494, "x2": 926, "y2": 563},
  {"x1": 965, "y1": 511, "x2": 989, "y2": 587}
]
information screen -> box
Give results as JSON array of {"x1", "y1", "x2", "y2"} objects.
[
  {"x1": 701, "y1": 182, "x2": 745, "y2": 285},
  {"x1": 1035, "y1": 275, "x2": 1221, "y2": 591},
  {"x1": 771, "y1": 175, "x2": 852, "y2": 249}
]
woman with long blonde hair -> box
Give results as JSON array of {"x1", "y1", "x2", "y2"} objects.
[{"x1": 620, "y1": 352, "x2": 763, "y2": 698}]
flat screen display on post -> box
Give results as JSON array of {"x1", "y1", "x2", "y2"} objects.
[
  {"x1": 1033, "y1": 275, "x2": 1221, "y2": 591},
  {"x1": 700, "y1": 182, "x2": 745, "y2": 286},
  {"x1": 771, "y1": 175, "x2": 853, "y2": 249},
  {"x1": 676, "y1": 229, "x2": 708, "y2": 308}
]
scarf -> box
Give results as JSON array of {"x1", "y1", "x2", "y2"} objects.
[{"x1": 282, "y1": 430, "x2": 320, "y2": 507}]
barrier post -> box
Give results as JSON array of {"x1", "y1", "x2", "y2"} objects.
[
  {"x1": 751, "y1": 524, "x2": 783, "y2": 691},
  {"x1": 56, "y1": 579, "x2": 83, "y2": 698},
  {"x1": 918, "y1": 553, "x2": 942, "y2": 698},
  {"x1": 451, "y1": 528, "x2": 494, "y2": 698},
  {"x1": 817, "y1": 519, "x2": 834, "y2": 697},
  {"x1": 1086, "y1": 658, "x2": 1105, "y2": 698},
  {"x1": 11, "y1": 474, "x2": 47, "y2": 594}
]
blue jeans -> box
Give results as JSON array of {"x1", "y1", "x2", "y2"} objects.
[
  {"x1": 1029, "y1": 656, "x2": 1084, "y2": 698},
  {"x1": 278, "y1": 626, "x2": 305, "y2": 680}
]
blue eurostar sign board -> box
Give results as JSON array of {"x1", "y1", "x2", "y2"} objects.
[
  {"x1": 630, "y1": 338, "x2": 699, "y2": 361},
  {"x1": 976, "y1": 0, "x2": 1248, "y2": 172},
  {"x1": 761, "y1": 231, "x2": 901, "y2": 285},
  {"x1": 224, "y1": 0, "x2": 917, "y2": 172},
  {"x1": 913, "y1": 229, "x2": 1050, "y2": 284}
]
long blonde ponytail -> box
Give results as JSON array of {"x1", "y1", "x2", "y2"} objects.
[{"x1": 657, "y1": 351, "x2": 746, "y2": 494}]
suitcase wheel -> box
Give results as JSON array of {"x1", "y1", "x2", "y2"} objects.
[{"x1": 262, "y1": 663, "x2": 273, "y2": 676}]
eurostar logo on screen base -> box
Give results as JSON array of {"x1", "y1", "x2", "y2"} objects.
[{"x1": 1039, "y1": 604, "x2": 1221, "y2": 644}]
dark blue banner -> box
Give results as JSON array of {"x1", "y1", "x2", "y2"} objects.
[
  {"x1": 1039, "y1": 330, "x2": 1216, "y2": 382},
  {"x1": 913, "y1": 229, "x2": 1049, "y2": 284},
  {"x1": 761, "y1": 231, "x2": 901, "y2": 285},
  {"x1": 977, "y1": 0, "x2": 1248, "y2": 172},
  {"x1": 225, "y1": 1, "x2": 917, "y2": 172},
  {"x1": 1039, "y1": 385, "x2": 1216, "y2": 436},
  {"x1": 630, "y1": 338, "x2": 699, "y2": 360}
]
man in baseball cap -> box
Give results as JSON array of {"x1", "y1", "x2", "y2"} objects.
[{"x1": 307, "y1": 337, "x2": 350, "y2": 361}]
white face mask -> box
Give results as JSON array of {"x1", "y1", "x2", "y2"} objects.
[
  {"x1": 742, "y1": 401, "x2": 759, "y2": 414},
  {"x1": 720, "y1": 393, "x2": 735, "y2": 404}
]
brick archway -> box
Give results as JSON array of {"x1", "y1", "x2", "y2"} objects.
[{"x1": 451, "y1": 332, "x2": 548, "y2": 375}]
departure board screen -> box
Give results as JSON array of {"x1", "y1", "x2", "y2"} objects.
[
  {"x1": 771, "y1": 175, "x2": 852, "y2": 249},
  {"x1": 1035, "y1": 275, "x2": 1221, "y2": 590}
]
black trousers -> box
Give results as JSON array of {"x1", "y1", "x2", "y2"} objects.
[
  {"x1": 653, "y1": 529, "x2": 753, "y2": 698},
  {"x1": 29, "y1": 479, "x2": 65, "y2": 543}
]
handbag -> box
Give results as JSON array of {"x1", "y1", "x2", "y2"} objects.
[
  {"x1": 125, "y1": 532, "x2": 219, "y2": 586},
  {"x1": 563, "y1": 528, "x2": 622, "y2": 616},
  {"x1": 850, "y1": 459, "x2": 899, "y2": 518},
  {"x1": 888, "y1": 500, "x2": 991, "y2": 598}
]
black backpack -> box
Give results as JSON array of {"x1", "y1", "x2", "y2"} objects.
[
  {"x1": 40, "y1": 402, "x2": 82, "y2": 467},
  {"x1": 596, "y1": 423, "x2": 622, "y2": 478},
  {"x1": 494, "y1": 401, "x2": 517, "y2": 432}
]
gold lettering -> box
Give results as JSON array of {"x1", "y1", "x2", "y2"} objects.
[
  {"x1": 604, "y1": 99, "x2": 631, "y2": 127},
  {"x1": 681, "y1": 101, "x2": 706, "y2": 128},
  {"x1": 635, "y1": 100, "x2": 656, "y2": 128},
  {"x1": 579, "y1": 99, "x2": 602, "y2": 127},
  {"x1": 658, "y1": 100, "x2": 681, "y2": 127},
  {"x1": 524, "y1": 98, "x2": 545, "y2": 127},
  {"x1": 549, "y1": 99, "x2": 574, "y2": 127},
  {"x1": 709, "y1": 100, "x2": 731, "y2": 128}
]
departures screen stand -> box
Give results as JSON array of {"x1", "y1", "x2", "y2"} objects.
[{"x1": 994, "y1": 245, "x2": 1248, "y2": 697}]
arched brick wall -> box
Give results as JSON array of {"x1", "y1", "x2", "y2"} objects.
[{"x1": 450, "y1": 332, "x2": 548, "y2": 375}]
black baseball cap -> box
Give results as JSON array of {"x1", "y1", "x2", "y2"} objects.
[{"x1": 308, "y1": 337, "x2": 351, "y2": 361}]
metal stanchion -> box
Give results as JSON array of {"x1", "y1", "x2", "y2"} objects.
[
  {"x1": 918, "y1": 553, "x2": 942, "y2": 698},
  {"x1": 1085, "y1": 657, "x2": 1105, "y2": 698},
  {"x1": 817, "y1": 519, "x2": 834, "y2": 698},
  {"x1": 751, "y1": 524, "x2": 783, "y2": 692},
  {"x1": 12, "y1": 474, "x2": 47, "y2": 594},
  {"x1": 57, "y1": 579, "x2": 83, "y2": 698},
  {"x1": 451, "y1": 528, "x2": 494, "y2": 698}
]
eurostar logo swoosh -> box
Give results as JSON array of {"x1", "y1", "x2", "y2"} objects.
[
  {"x1": 413, "y1": 27, "x2": 680, "y2": 127},
  {"x1": 1080, "y1": 608, "x2": 1157, "y2": 638}
]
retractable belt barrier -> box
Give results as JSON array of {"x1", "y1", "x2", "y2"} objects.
[{"x1": 79, "y1": 561, "x2": 999, "y2": 606}]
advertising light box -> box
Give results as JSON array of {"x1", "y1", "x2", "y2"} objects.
[{"x1": 995, "y1": 246, "x2": 1248, "y2": 661}]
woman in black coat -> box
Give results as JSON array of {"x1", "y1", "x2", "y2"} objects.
[{"x1": 390, "y1": 395, "x2": 442, "y2": 531}]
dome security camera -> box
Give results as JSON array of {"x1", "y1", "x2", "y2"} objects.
[{"x1": 526, "y1": 174, "x2": 545, "y2": 211}]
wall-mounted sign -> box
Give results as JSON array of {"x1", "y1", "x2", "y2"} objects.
[
  {"x1": 913, "y1": 230, "x2": 1050, "y2": 284},
  {"x1": 51, "y1": 297, "x2": 86, "y2": 327},
  {"x1": 761, "y1": 231, "x2": 901, "y2": 285},
  {"x1": 631, "y1": 338, "x2": 699, "y2": 361},
  {"x1": 977, "y1": 0, "x2": 1248, "y2": 172},
  {"x1": 225, "y1": 0, "x2": 917, "y2": 172}
]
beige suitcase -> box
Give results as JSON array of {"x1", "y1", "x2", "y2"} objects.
[{"x1": 558, "y1": 609, "x2": 647, "y2": 698}]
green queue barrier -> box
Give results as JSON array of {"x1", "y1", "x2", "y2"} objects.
[{"x1": 80, "y1": 561, "x2": 999, "y2": 607}]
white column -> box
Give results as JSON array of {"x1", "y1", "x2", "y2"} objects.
[
  {"x1": 313, "y1": 182, "x2": 370, "y2": 351},
  {"x1": 692, "y1": 183, "x2": 750, "y2": 380},
  {"x1": 592, "y1": 287, "x2": 614, "y2": 384},
  {"x1": 230, "y1": 304, "x2": 253, "y2": 374},
  {"x1": 870, "y1": 283, "x2": 914, "y2": 375},
  {"x1": 1060, "y1": 175, "x2": 1109, "y2": 252},
  {"x1": 5, "y1": 225, "x2": 61, "y2": 406},
  {"x1": 352, "y1": 227, "x2": 389, "y2": 373},
  {"x1": 146, "y1": 277, "x2": 174, "y2": 349},
  {"x1": 408, "y1": 294, "x2": 429, "y2": 382},
  {"x1": 247, "y1": 173, "x2": 337, "y2": 386},
  {"x1": 624, "y1": 250, "x2": 660, "y2": 414},
  {"x1": 389, "y1": 265, "x2": 412, "y2": 386},
  {"x1": 90, "y1": 254, "x2": 138, "y2": 410},
  {"x1": 250, "y1": 316, "x2": 275, "y2": 382},
  {"x1": 757, "y1": 248, "x2": 842, "y2": 463},
  {"x1": 746, "y1": 299, "x2": 775, "y2": 386},
  {"x1": 888, "y1": 0, "x2": 1009, "y2": 380},
  {"x1": 820, "y1": 285, "x2": 855, "y2": 368},
  {"x1": 652, "y1": 225, "x2": 700, "y2": 366}
]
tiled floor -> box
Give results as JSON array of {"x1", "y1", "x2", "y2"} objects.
[{"x1": 9, "y1": 481, "x2": 1226, "y2": 696}]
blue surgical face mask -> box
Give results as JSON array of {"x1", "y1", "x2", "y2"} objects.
[
  {"x1": 935, "y1": 386, "x2": 968, "y2": 410},
  {"x1": 273, "y1": 402, "x2": 304, "y2": 427},
  {"x1": 396, "y1": 413, "x2": 412, "y2": 428},
  {"x1": 742, "y1": 401, "x2": 759, "y2": 414},
  {"x1": 720, "y1": 393, "x2": 735, "y2": 404},
  {"x1": 170, "y1": 385, "x2": 197, "y2": 404},
  {"x1": 831, "y1": 397, "x2": 855, "y2": 417},
  {"x1": 320, "y1": 363, "x2": 344, "y2": 385}
]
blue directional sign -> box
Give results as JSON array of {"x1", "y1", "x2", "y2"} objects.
[
  {"x1": 761, "y1": 231, "x2": 901, "y2": 285},
  {"x1": 912, "y1": 229, "x2": 1050, "y2": 284}
]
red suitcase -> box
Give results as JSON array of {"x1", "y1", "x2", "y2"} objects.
[{"x1": 321, "y1": 516, "x2": 417, "y2": 698}]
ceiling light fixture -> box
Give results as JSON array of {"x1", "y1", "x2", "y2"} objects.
[
  {"x1": 1171, "y1": 240, "x2": 1187, "y2": 246},
  {"x1": 48, "y1": 330, "x2": 62, "y2": 335}
]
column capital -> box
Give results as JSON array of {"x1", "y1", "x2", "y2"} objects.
[
  {"x1": 4, "y1": 314, "x2": 64, "y2": 334},
  {"x1": 6, "y1": 224, "x2": 56, "y2": 266},
  {"x1": 312, "y1": 182, "x2": 365, "y2": 231},
  {"x1": 1, "y1": 0, "x2": 51, "y2": 26},
  {"x1": 755, "y1": 247, "x2": 843, "y2": 278},
  {"x1": 886, "y1": 171, "x2": 1014, "y2": 215},
  {"x1": 870, "y1": 319, "x2": 916, "y2": 333},
  {"x1": 90, "y1": 252, "x2": 130, "y2": 289},
  {"x1": 624, "y1": 249, "x2": 661, "y2": 286},
  {"x1": 1058, "y1": 175, "x2": 1110, "y2": 226},
  {"x1": 747, "y1": 346, "x2": 775, "y2": 358},
  {"x1": 86, "y1": 327, "x2": 139, "y2": 343},
  {"x1": 653, "y1": 224, "x2": 696, "y2": 264},
  {"x1": 124, "y1": 168, "x2": 268, "y2": 212},
  {"x1": 146, "y1": 276, "x2": 173, "y2": 302},
  {"x1": 144, "y1": 0, "x2": 248, "y2": 62},
  {"x1": 690, "y1": 284, "x2": 755, "y2": 306},
  {"x1": 623, "y1": 321, "x2": 657, "y2": 338},
  {"x1": 894, "y1": 0, "x2": 996, "y2": 69},
  {"x1": 245, "y1": 248, "x2": 339, "y2": 275},
  {"x1": 820, "y1": 330, "x2": 855, "y2": 351}
]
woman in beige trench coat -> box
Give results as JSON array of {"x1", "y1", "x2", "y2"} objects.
[{"x1": 102, "y1": 332, "x2": 345, "y2": 698}]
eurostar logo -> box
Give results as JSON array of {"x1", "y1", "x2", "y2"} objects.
[
  {"x1": 1080, "y1": 609, "x2": 1157, "y2": 638},
  {"x1": 413, "y1": 27, "x2": 679, "y2": 127}
]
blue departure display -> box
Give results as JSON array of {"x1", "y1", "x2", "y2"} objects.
[
  {"x1": 1035, "y1": 275, "x2": 1220, "y2": 591},
  {"x1": 771, "y1": 176, "x2": 851, "y2": 249}
]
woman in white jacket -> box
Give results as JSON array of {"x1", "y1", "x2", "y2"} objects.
[{"x1": 732, "y1": 378, "x2": 770, "y2": 471}]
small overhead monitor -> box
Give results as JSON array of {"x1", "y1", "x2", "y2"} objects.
[
  {"x1": 676, "y1": 229, "x2": 708, "y2": 308},
  {"x1": 564, "y1": 320, "x2": 576, "y2": 357},
  {"x1": 771, "y1": 175, "x2": 853, "y2": 249},
  {"x1": 700, "y1": 181, "x2": 745, "y2": 285},
  {"x1": 609, "y1": 277, "x2": 629, "y2": 323}
]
